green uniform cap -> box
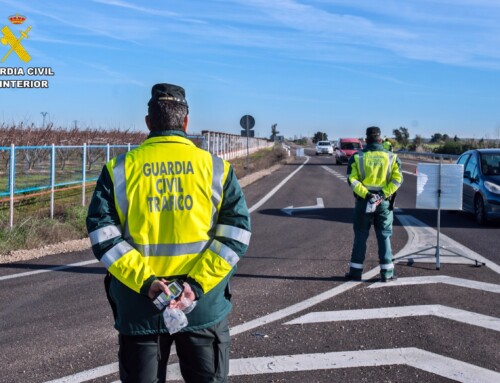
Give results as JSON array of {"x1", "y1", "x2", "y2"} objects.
[
  {"x1": 148, "y1": 83, "x2": 188, "y2": 106},
  {"x1": 366, "y1": 126, "x2": 381, "y2": 138}
]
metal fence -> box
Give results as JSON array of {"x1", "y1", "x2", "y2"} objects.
[
  {"x1": 0, "y1": 131, "x2": 273, "y2": 227},
  {"x1": 202, "y1": 130, "x2": 274, "y2": 160}
]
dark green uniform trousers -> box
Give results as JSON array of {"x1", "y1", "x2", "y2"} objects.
[
  {"x1": 348, "y1": 198, "x2": 395, "y2": 279},
  {"x1": 118, "y1": 318, "x2": 230, "y2": 383}
]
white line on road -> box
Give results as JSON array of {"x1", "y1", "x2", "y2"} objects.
[
  {"x1": 395, "y1": 214, "x2": 500, "y2": 275},
  {"x1": 248, "y1": 156, "x2": 309, "y2": 213},
  {"x1": 281, "y1": 197, "x2": 324, "y2": 215},
  {"x1": 43, "y1": 363, "x2": 119, "y2": 383},
  {"x1": 285, "y1": 304, "x2": 500, "y2": 332},
  {"x1": 0, "y1": 259, "x2": 98, "y2": 281},
  {"x1": 369, "y1": 275, "x2": 500, "y2": 293},
  {"x1": 160, "y1": 348, "x2": 500, "y2": 383}
]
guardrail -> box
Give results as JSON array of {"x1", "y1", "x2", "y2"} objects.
[
  {"x1": 395, "y1": 150, "x2": 459, "y2": 162},
  {"x1": 0, "y1": 131, "x2": 273, "y2": 227}
]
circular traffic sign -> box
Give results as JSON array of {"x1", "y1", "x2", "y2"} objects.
[{"x1": 240, "y1": 115, "x2": 255, "y2": 130}]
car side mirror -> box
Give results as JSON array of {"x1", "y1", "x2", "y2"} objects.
[{"x1": 464, "y1": 170, "x2": 471, "y2": 179}]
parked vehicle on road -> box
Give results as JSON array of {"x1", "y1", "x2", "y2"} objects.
[
  {"x1": 315, "y1": 141, "x2": 334, "y2": 155},
  {"x1": 335, "y1": 138, "x2": 363, "y2": 164},
  {"x1": 456, "y1": 148, "x2": 500, "y2": 225}
]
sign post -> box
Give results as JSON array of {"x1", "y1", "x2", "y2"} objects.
[{"x1": 240, "y1": 115, "x2": 255, "y2": 176}]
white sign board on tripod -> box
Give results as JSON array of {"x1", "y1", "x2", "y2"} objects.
[
  {"x1": 413, "y1": 162, "x2": 463, "y2": 269},
  {"x1": 416, "y1": 163, "x2": 463, "y2": 210}
]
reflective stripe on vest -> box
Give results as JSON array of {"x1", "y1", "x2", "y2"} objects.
[
  {"x1": 133, "y1": 241, "x2": 208, "y2": 257},
  {"x1": 350, "y1": 179, "x2": 361, "y2": 191},
  {"x1": 209, "y1": 239, "x2": 240, "y2": 267},
  {"x1": 391, "y1": 179, "x2": 402, "y2": 188},
  {"x1": 358, "y1": 152, "x2": 366, "y2": 179},
  {"x1": 89, "y1": 224, "x2": 122, "y2": 245},
  {"x1": 215, "y1": 224, "x2": 251, "y2": 246},
  {"x1": 386, "y1": 153, "x2": 395, "y2": 185},
  {"x1": 113, "y1": 153, "x2": 130, "y2": 240},
  {"x1": 101, "y1": 241, "x2": 135, "y2": 269},
  {"x1": 210, "y1": 155, "x2": 224, "y2": 232}
]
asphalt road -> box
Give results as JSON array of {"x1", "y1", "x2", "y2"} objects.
[{"x1": 1, "y1": 149, "x2": 499, "y2": 383}]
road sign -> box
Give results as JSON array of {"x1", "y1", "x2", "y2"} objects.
[
  {"x1": 240, "y1": 115, "x2": 255, "y2": 130},
  {"x1": 241, "y1": 129, "x2": 255, "y2": 137}
]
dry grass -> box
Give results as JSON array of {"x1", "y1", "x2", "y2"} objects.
[{"x1": 230, "y1": 145, "x2": 289, "y2": 179}]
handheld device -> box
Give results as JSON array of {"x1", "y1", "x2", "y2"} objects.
[{"x1": 153, "y1": 280, "x2": 184, "y2": 310}]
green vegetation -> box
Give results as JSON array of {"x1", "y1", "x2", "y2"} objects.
[
  {"x1": 312, "y1": 131, "x2": 329, "y2": 143},
  {"x1": 0, "y1": 205, "x2": 89, "y2": 254},
  {"x1": 390, "y1": 127, "x2": 500, "y2": 154}
]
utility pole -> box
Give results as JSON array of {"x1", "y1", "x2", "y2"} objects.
[
  {"x1": 41, "y1": 112, "x2": 48, "y2": 128},
  {"x1": 73, "y1": 120, "x2": 78, "y2": 129}
]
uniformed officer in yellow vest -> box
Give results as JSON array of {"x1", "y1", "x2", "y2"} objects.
[
  {"x1": 86, "y1": 83, "x2": 251, "y2": 383},
  {"x1": 383, "y1": 137, "x2": 393, "y2": 152},
  {"x1": 345, "y1": 126, "x2": 403, "y2": 282}
]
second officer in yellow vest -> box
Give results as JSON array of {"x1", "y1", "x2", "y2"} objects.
[
  {"x1": 86, "y1": 83, "x2": 251, "y2": 383},
  {"x1": 345, "y1": 126, "x2": 403, "y2": 282}
]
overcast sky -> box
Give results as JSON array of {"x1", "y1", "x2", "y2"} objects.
[{"x1": 1, "y1": 0, "x2": 500, "y2": 140}]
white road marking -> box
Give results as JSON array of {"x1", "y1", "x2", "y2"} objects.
[
  {"x1": 285, "y1": 304, "x2": 500, "y2": 332},
  {"x1": 44, "y1": 363, "x2": 119, "y2": 383},
  {"x1": 321, "y1": 165, "x2": 347, "y2": 180},
  {"x1": 0, "y1": 259, "x2": 98, "y2": 281},
  {"x1": 402, "y1": 169, "x2": 417, "y2": 175},
  {"x1": 281, "y1": 197, "x2": 324, "y2": 215},
  {"x1": 229, "y1": 267, "x2": 380, "y2": 336},
  {"x1": 248, "y1": 156, "x2": 309, "y2": 213},
  {"x1": 369, "y1": 275, "x2": 500, "y2": 293},
  {"x1": 395, "y1": 214, "x2": 500, "y2": 275},
  {"x1": 161, "y1": 348, "x2": 500, "y2": 383}
]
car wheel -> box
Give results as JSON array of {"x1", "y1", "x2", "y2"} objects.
[{"x1": 474, "y1": 195, "x2": 487, "y2": 225}]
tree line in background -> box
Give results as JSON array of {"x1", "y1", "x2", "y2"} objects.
[
  {"x1": 391, "y1": 127, "x2": 500, "y2": 154},
  {"x1": 2, "y1": 123, "x2": 499, "y2": 156},
  {"x1": 0, "y1": 122, "x2": 148, "y2": 147},
  {"x1": 307, "y1": 127, "x2": 500, "y2": 155}
]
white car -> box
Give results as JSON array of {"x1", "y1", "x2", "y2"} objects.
[{"x1": 315, "y1": 141, "x2": 334, "y2": 155}]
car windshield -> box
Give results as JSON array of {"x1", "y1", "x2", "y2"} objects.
[
  {"x1": 480, "y1": 153, "x2": 500, "y2": 175},
  {"x1": 341, "y1": 142, "x2": 361, "y2": 150},
  {"x1": 318, "y1": 142, "x2": 331, "y2": 146}
]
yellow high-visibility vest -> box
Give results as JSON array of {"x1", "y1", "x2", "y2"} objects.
[
  {"x1": 349, "y1": 150, "x2": 402, "y2": 199},
  {"x1": 100, "y1": 135, "x2": 242, "y2": 294}
]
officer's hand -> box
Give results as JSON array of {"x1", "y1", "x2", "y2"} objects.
[
  {"x1": 147, "y1": 279, "x2": 168, "y2": 300},
  {"x1": 169, "y1": 282, "x2": 197, "y2": 312},
  {"x1": 365, "y1": 193, "x2": 375, "y2": 201}
]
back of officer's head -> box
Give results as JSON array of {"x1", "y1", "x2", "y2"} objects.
[
  {"x1": 147, "y1": 83, "x2": 189, "y2": 131},
  {"x1": 365, "y1": 126, "x2": 381, "y2": 143}
]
